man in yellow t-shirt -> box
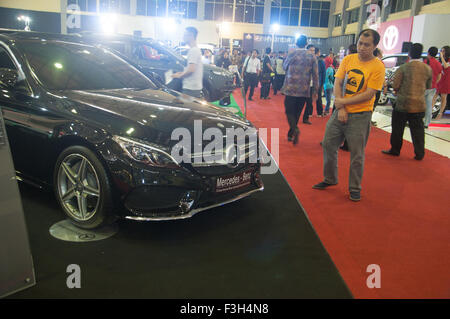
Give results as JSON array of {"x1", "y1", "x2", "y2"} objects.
[{"x1": 313, "y1": 29, "x2": 385, "y2": 202}]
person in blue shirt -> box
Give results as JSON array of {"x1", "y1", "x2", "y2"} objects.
[{"x1": 324, "y1": 59, "x2": 338, "y2": 116}]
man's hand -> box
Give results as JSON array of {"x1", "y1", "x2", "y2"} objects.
[
  {"x1": 334, "y1": 98, "x2": 345, "y2": 110},
  {"x1": 312, "y1": 93, "x2": 318, "y2": 101},
  {"x1": 172, "y1": 72, "x2": 183, "y2": 79},
  {"x1": 338, "y1": 108, "x2": 348, "y2": 123}
]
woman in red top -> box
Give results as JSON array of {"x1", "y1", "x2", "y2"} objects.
[{"x1": 437, "y1": 46, "x2": 450, "y2": 119}]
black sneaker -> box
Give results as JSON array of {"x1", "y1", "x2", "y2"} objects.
[
  {"x1": 312, "y1": 181, "x2": 337, "y2": 190},
  {"x1": 303, "y1": 120, "x2": 312, "y2": 125},
  {"x1": 349, "y1": 192, "x2": 361, "y2": 202}
]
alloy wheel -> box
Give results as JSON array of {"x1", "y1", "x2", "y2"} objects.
[{"x1": 57, "y1": 153, "x2": 101, "y2": 222}]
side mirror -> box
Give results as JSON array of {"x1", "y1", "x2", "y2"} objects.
[{"x1": 0, "y1": 68, "x2": 18, "y2": 89}]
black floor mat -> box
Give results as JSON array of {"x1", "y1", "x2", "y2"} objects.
[{"x1": 10, "y1": 171, "x2": 352, "y2": 298}]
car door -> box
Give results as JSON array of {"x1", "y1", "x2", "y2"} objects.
[{"x1": 0, "y1": 45, "x2": 34, "y2": 176}]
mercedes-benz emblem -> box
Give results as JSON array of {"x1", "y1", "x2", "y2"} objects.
[{"x1": 78, "y1": 233, "x2": 96, "y2": 240}]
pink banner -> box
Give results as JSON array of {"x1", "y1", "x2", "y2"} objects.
[{"x1": 376, "y1": 17, "x2": 413, "y2": 55}]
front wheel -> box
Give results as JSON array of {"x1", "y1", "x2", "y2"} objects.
[{"x1": 54, "y1": 145, "x2": 116, "y2": 229}]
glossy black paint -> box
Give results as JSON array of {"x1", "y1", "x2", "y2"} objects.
[{"x1": 0, "y1": 31, "x2": 262, "y2": 219}]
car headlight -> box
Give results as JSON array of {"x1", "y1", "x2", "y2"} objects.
[
  {"x1": 211, "y1": 70, "x2": 225, "y2": 76},
  {"x1": 113, "y1": 136, "x2": 179, "y2": 168},
  {"x1": 211, "y1": 70, "x2": 232, "y2": 77}
]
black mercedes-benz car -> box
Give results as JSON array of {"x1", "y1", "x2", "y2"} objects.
[
  {"x1": 77, "y1": 33, "x2": 235, "y2": 102},
  {"x1": 0, "y1": 31, "x2": 263, "y2": 229}
]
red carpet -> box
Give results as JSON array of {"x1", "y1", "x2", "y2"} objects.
[{"x1": 233, "y1": 88, "x2": 450, "y2": 298}]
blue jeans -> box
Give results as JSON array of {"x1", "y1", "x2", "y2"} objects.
[
  {"x1": 424, "y1": 88, "x2": 436, "y2": 127},
  {"x1": 325, "y1": 88, "x2": 333, "y2": 113}
]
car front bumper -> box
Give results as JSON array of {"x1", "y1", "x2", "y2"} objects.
[{"x1": 107, "y1": 154, "x2": 263, "y2": 220}]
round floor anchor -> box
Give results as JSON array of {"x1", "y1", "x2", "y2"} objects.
[{"x1": 49, "y1": 219, "x2": 118, "y2": 243}]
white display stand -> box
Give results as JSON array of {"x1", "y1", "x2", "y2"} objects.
[{"x1": 0, "y1": 110, "x2": 35, "y2": 298}]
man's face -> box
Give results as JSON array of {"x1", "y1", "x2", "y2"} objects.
[
  {"x1": 183, "y1": 31, "x2": 193, "y2": 44},
  {"x1": 308, "y1": 47, "x2": 315, "y2": 55},
  {"x1": 252, "y1": 51, "x2": 257, "y2": 58},
  {"x1": 316, "y1": 49, "x2": 320, "y2": 56},
  {"x1": 357, "y1": 34, "x2": 376, "y2": 59}
]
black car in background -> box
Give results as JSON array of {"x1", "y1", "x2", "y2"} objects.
[
  {"x1": 78, "y1": 33, "x2": 235, "y2": 102},
  {"x1": 0, "y1": 31, "x2": 263, "y2": 229}
]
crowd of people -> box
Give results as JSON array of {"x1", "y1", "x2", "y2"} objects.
[{"x1": 177, "y1": 26, "x2": 449, "y2": 202}]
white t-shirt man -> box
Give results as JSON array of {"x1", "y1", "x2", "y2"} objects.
[
  {"x1": 183, "y1": 47, "x2": 203, "y2": 91},
  {"x1": 243, "y1": 56, "x2": 261, "y2": 74}
]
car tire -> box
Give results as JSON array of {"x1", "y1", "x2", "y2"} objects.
[{"x1": 54, "y1": 145, "x2": 117, "y2": 229}]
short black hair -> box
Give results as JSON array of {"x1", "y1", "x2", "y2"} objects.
[
  {"x1": 409, "y1": 43, "x2": 423, "y2": 59},
  {"x1": 314, "y1": 47, "x2": 320, "y2": 55},
  {"x1": 265, "y1": 47, "x2": 271, "y2": 54},
  {"x1": 296, "y1": 35, "x2": 308, "y2": 48},
  {"x1": 428, "y1": 46, "x2": 438, "y2": 57},
  {"x1": 185, "y1": 26, "x2": 198, "y2": 39},
  {"x1": 252, "y1": 49, "x2": 259, "y2": 54},
  {"x1": 358, "y1": 29, "x2": 380, "y2": 46},
  {"x1": 306, "y1": 44, "x2": 315, "y2": 50}
]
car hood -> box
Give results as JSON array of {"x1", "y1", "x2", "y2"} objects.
[{"x1": 59, "y1": 88, "x2": 251, "y2": 147}]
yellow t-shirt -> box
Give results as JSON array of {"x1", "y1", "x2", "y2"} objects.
[{"x1": 335, "y1": 53, "x2": 385, "y2": 113}]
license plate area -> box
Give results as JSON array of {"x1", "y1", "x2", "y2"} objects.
[{"x1": 214, "y1": 170, "x2": 252, "y2": 193}]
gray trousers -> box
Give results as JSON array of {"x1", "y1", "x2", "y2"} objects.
[{"x1": 322, "y1": 110, "x2": 372, "y2": 193}]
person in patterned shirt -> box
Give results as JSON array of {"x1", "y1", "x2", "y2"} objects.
[{"x1": 280, "y1": 35, "x2": 319, "y2": 145}]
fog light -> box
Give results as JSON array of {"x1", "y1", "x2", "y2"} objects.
[{"x1": 179, "y1": 191, "x2": 197, "y2": 213}]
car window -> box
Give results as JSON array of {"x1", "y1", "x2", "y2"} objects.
[
  {"x1": 133, "y1": 43, "x2": 171, "y2": 62},
  {"x1": 0, "y1": 46, "x2": 16, "y2": 70},
  {"x1": 17, "y1": 40, "x2": 156, "y2": 91}
]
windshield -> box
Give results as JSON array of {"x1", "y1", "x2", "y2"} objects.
[
  {"x1": 17, "y1": 40, "x2": 157, "y2": 91},
  {"x1": 155, "y1": 42, "x2": 186, "y2": 64}
]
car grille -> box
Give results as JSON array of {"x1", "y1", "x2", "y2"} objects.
[{"x1": 190, "y1": 139, "x2": 258, "y2": 176}]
